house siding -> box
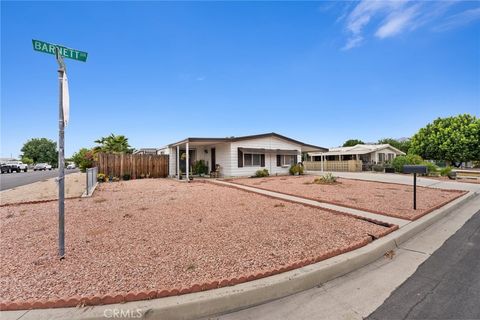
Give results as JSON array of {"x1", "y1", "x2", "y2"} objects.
[{"x1": 229, "y1": 136, "x2": 301, "y2": 177}]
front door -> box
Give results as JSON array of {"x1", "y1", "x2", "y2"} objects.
[{"x1": 211, "y1": 148, "x2": 216, "y2": 171}]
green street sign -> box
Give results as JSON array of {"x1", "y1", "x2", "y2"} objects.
[{"x1": 32, "y1": 39, "x2": 88, "y2": 62}]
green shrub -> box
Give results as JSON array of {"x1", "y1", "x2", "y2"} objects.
[
  {"x1": 255, "y1": 169, "x2": 269, "y2": 177},
  {"x1": 122, "y1": 173, "x2": 131, "y2": 180},
  {"x1": 192, "y1": 160, "x2": 208, "y2": 175},
  {"x1": 439, "y1": 166, "x2": 453, "y2": 177},
  {"x1": 97, "y1": 173, "x2": 106, "y2": 182},
  {"x1": 422, "y1": 161, "x2": 438, "y2": 176},
  {"x1": 313, "y1": 173, "x2": 337, "y2": 184},
  {"x1": 372, "y1": 164, "x2": 385, "y2": 172},
  {"x1": 392, "y1": 154, "x2": 424, "y2": 173},
  {"x1": 289, "y1": 164, "x2": 304, "y2": 175}
]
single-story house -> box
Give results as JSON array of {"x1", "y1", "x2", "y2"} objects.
[
  {"x1": 308, "y1": 144, "x2": 406, "y2": 164},
  {"x1": 133, "y1": 148, "x2": 159, "y2": 155},
  {"x1": 162, "y1": 132, "x2": 327, "y2": 179}
]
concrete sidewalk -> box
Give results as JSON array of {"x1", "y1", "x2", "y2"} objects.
[{"x1": 210, "y1": 191, "x2": 480, "y2": 320}]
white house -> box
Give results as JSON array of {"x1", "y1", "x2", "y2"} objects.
[
  {"x1": 308, "y1": 144, "x2": 406, "y2": 164},
  {"x1": 163, "y1": 132, "x2": 327, "y2": 179}
]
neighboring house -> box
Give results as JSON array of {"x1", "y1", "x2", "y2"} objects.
[
  {"x1": 164, "y1": 132, "x2": 327, "y2": 178},
  {"x1": 308, "y1": 144, "x2": 405, "y2": 164},
  {"x1": 133, "y1": 148, "x2": 159, "y2": 155}
]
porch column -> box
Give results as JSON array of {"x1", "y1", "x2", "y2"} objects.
[
  {"x1": 186, "y1": 142, "x2": 189, "y2": 182},
  {"x1": 176, "y1": 145, "x2": 180, "y2": 179},
  {"x1": 321, "y1": 154, "x2": 324, "y2": 172}
]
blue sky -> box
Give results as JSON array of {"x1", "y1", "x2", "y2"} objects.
[{"x1": 1, "y1": 1, "x2": 479, "y2": 158}]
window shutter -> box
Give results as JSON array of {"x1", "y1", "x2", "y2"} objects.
[
  {"x1": 277, "y1": 155, "x2": 281, "y2": 167},
  {"x1": 238, "y1": 148, "x2": 243, "y2": 167},
  {"x1": 260, "y1": 154, "x2": 265, "y2": 167}
]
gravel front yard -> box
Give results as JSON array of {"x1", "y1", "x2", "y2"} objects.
[
  {"x1": 0, "y1": 179, "x2": 391, "y2": 307},
  {"x1": 231, "y1": 176, "x2": 466, "y2": 220}
]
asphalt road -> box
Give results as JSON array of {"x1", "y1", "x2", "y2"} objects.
[
  {"x1": 368, "y1": 211, "x2": 480, "y2": 320},
  {"x1": 0, "y1": 169, "x2": 79, "y2": 191}
]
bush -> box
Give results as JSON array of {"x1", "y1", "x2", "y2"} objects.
[
  {"x1": 97, "y1": 173, "x2": 106, "y2": 182},
  {"x1": 289, "y1": 164, "x2": 304, "y2": 175},
  {"x1": 372, "y1": 164, "x2": 385, "y2": 172},
  {"x1": 71, "y1": 148, "x2": 95, "y2": 172},
  {"x1": 440, "y1": 166, "x2": 453, "y2": 177},
  {"x1": 392, "y1": 154, "x2": 424, "y2": 173},
  {"x1": 192, "y1": 160, "x2": 208, "y2": 175},
  {"x1": 422, "y1": 161, "x2": 438, "y2": 176},
  {"x1": 122, "y1": 173, "x2": 131, "y2": 180},
  {"x1": 313, "y1": 173, "x2": 337, "y2": 184},
  {"x1": 255, "y1": 169, "x2": 269, "y2": 177}
]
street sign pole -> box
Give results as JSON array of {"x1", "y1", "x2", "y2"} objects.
[
  {"x1": 56, "y1": 48, "x2": 66, "y2": 258},
  {"x1": 33, "y1": 39, "x2": 87, "y2": 258}
]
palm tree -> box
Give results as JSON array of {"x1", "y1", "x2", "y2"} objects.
[{"x1": 94, "y1": 134, "x2": 134, "y2": 154}]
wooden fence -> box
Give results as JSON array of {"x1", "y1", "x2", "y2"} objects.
[
  {"x1": 96, "y1": 153, "x2": 169, "y2": 179},
  {"x1": 304, "y1": 160, "x2": 362, "y2": 172}
]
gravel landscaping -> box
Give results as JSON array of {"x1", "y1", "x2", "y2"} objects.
[
  {"x1": 0, "y1": 179, "x2": 391, "y2": 306},
  {"x1": 231, "y1": 176, "x2": 466, "y2": 220}
]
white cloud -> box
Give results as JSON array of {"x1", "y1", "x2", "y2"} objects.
[
  {"x1": 435, "y1": 7, "x2": 480, "y2": 31},
  {"x1": 375, "y1": 4, "x2": 420, "y2": 39},
  {"x1": 340, "y1": 1, "x2": 478, "y2": 49}
]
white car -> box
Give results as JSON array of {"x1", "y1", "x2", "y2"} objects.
[
  {"x1": 6, "y1": 161, "x2": 28, "y2": 172},
  {"x1": 67, "y1": 163, "x2": 76, "y2": 169}
]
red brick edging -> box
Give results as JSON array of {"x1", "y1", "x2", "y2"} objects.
[{"x1": 1, "y1": 236, "x2": 379, "y2": 311}]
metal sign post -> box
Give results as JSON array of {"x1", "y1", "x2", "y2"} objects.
[
  {"x1": 33, "y1": 39, "x2": 88, "y2": 258},
  {"x1": 403, "y1": 165, "x2": 428, "y2": 210},
  {"x1": 56, "y1": 48, "x2": 66, "y2": 258}
]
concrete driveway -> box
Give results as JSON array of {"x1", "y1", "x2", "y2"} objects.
[{"x1": 0, "y1": 169, "x2": 79, "y2": 191}]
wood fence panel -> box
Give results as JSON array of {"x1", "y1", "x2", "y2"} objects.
[{"x1": 95, "y1": 153, "x2": 169, "y2": 178}]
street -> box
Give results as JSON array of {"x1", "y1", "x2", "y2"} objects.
[
  {"x1": 0, "y1": 169, "x2": 79, "y2": 191},
  {"x1": 368, "y1": 211, "x2": 480, "y2": 320}
]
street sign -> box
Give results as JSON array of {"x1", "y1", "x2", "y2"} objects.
[{"x1": 32, "y1": 39, "x2": 88, "y2": 62}]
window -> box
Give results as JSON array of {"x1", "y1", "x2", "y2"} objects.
[
  {"x1": 378, "y1": 153, "x2": 385, "y2": 163},
  {"x1": 277, "y1": 155, "x2": 296, "y2": 166},
  {"x1": 244, "y1": 153, "x2": 262, "y2": 167},
  {"x1": 387, "y1": 153, "x2": 394, "y2": 161}
]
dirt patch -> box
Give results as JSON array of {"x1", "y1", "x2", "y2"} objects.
[
  {"x1": 0, "y1": 179, "x2": 390, "y2": 304},
  {"x1": 0, "y1": 172, "x2": 86, "y2": 205},
  {"x1": 231, "y1": 176, "x2": 466, "y2": 220}
]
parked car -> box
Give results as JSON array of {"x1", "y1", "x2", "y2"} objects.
[
  {"x1": 1, "y1": 163, "x2": 13, "y2": 174},
  {"x1": 7, "y1": 161, "x2": 28, "y2": 172},
  {"x1": 67, "y1": 163, "x2": 76, "y2": 169},
  {"x1": 34, "y1": 163, "x2": 52, "y2": 171}
]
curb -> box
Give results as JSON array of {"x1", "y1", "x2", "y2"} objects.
[
  {"x1": 1, "y1": 191, "x2": 476, "y2": 319},
  {"x1": 81, "y1": 182, "x2": 98, "y2": 198}
]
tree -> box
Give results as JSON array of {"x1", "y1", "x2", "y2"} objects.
[
  {"x1": 93, "y1": 134, "x2": 134, "y2": 154},
  {"x1": 343, "y1": 139, "x2": 364, "y2": 147},
  {"x1": 409, "y1": 114, "x2": 480, "y2": 166},
  {"x1": 21, "y1": 138, "x2": 58, "y2": 166},
  {"x1": 71, "y1": 148, "x2": 95, "y2": 172},
  {"x1": 20, "y1": 156, "x2": 34, "y2": 165},
  {"x1": 378, "y1": 138, "x2": 411, "y2": 153}
]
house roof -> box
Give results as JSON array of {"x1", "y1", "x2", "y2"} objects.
[
  {"x1": 309, "y1": 144, "x2": 406, "y2": 156},
  {"x1": 168, "y1": 132, "x2": 327, "y2": 152}
]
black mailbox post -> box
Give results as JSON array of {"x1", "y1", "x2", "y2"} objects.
[{"x1": 403, "y1": 165, "x2": 428, "y2": 210}]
